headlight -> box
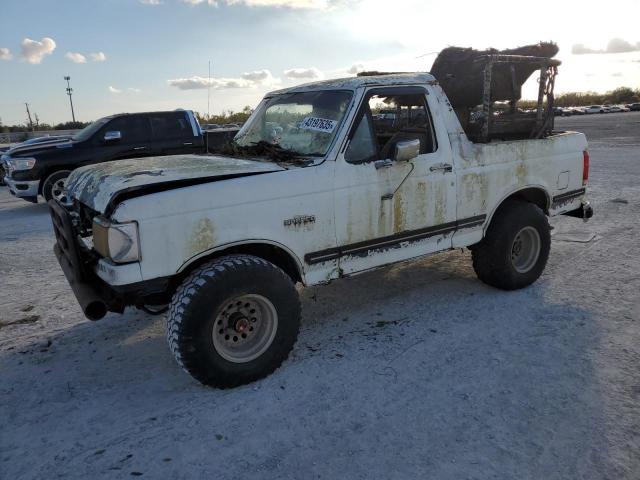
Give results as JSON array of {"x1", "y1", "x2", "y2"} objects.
[
  {"x1": 8, "y1": 157, "x2": 37, "y2": 171},
  {"x1": 92, "y1": 217, "x2": 140, "y2": 263}
]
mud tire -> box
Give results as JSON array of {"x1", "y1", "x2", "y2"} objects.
[
  {"x1": 471, "y1": 200, "x2": 550, "y2": 290},
  {"x1": 167, "y1": 254, "x2": 301, "y2": 388}
]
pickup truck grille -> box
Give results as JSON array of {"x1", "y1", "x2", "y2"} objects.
[{"x1": 49, "y1": 199, "x2": 90, "y2": 281}]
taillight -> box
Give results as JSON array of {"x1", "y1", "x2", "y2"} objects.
[{"x1": 583, "y1": 150, "x2": 590, "y2": 185}]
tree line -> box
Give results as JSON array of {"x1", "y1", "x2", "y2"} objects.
[{"x1": 520, "y1": 86, "x2": 640, "y2": 108}]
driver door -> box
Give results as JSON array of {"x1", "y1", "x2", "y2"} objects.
[{"x1": 332, "y1": 86, "x2": 457, "y2": 275}]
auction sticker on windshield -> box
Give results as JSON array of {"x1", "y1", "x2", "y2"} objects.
[{"x1": 299, "y1": 117, "x2": 337, "y2": 133}]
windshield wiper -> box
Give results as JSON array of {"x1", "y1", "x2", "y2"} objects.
[{"x1": 225, "y1": 140, "x2": 312, "y2": 163}]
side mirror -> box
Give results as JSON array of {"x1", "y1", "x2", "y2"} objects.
[
  {"x1": 103, "y1": 130, "x2": 122, "y2": 143},
  {"x1": 393, "y1": 139, "x2": 420, "y2": 162}
]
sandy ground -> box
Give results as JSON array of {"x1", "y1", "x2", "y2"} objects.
[{"x1": 1, "y1": 113, "x2": 639, "y2": 479}]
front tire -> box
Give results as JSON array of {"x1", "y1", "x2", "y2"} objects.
[
  {"x1": 471, "y1": 200, "x2": 550, "y2": 290},
  {"x1": 167, "y1": 255, "x2": 301, "y2": 388},
  {"x1": 42, "y1": 170, "x2": 71, "y2": 202}
]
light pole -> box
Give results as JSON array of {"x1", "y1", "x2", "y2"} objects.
[{"x1": 64, "y1": 76, "x2": 76, "y2": 123}]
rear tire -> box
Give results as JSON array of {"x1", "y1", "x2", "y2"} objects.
[
  {"x1": 471, "y1": 200, "x2": 550, "y2": 290},
  {"x1": 42, "y1": 170, "x2": 71, "y2": 202},
  {"x1": 167, "y1": 254, "x2": 301, "y2": 388}
]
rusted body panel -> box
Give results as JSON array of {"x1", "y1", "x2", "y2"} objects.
[{"x1": 63, "y1": 73, "x2": 589, "y2": 292}]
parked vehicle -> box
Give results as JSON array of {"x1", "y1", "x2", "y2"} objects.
[
  {"x1": 585, "y1": 105, "x2": 605, "y2": 114},
  {"x1": 569, "y1": 107, "x2": 586, "y2": 115},
  {"x1": 1, "y1": 135, "x2": 73, "y2": 187},
  {"x1": 2, "y1": 110, "x2": 203, "y2": 203},
  {"x1": 50, "y1": 71, "x2": 593, "y2": 388},
  {"x1": 606, "y1": 105, "x2": 624, "y2": 113},
  {"x1": 201, "y1": 123, "x2": 221, "y2": 130},
  {"x1": 630, "y1": 103, "x2": 640, "y2": 111}
]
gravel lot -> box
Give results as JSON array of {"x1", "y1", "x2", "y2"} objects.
[{"x1": 1, "y1": 112, "x2": 639, "y2": 479}]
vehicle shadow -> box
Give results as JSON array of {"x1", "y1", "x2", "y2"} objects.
[{"x1": 1, "y1": 249, "x2": 609, "y2": 479}]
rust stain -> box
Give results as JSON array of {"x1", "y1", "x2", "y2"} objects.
[
  {"x1": 434, "y1": 182, "x2": 446, "y2": 225},
  {"x1": 393, "y1": 191, "x2": 407, "y2": 233},
  {"x1": 187, "y1": 218, "x2": 216, "y2": 256},
  {"x1": 415, "y1": 181, "x2": 427, "y2": 221}
]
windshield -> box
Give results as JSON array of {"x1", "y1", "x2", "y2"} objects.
[
  {"x1": 72, "y1": 117, "x2": 111, "y2": 142},
  {"x1": 234, "y1": 90, "x2": 353, "y2": 157}
]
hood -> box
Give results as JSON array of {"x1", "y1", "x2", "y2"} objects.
[
  {"x1": 7, "y1": 137, "x2": 74, "y2": 157},
  {"x1": 66, "y1": 153, "x2": 285, "y2": 214}
]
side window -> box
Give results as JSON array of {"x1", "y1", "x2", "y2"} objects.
[
  {"x1": 150, "y1": 113, "x2": 193, "y2": 140},
  {"x1": 345, "y1": 113, "x2": 377, "y2": 163},
  {"x1": 104, "y1": 116, "x2": 151, "y2": 144},
  {"x1": 369, "y1": 92, "x2": 436, "y2": 158}
]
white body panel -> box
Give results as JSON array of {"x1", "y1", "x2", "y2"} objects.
[{"x1": 70, "y1": 73, "x2": 588, "y2": 288}]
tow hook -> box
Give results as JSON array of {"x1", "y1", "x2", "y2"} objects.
[
  {"x1": 581, "y1": 201, "x2": 594, "y2": 222},
  {"x1": 563, "y1": 201, "x2": 594, "y2": 222}
]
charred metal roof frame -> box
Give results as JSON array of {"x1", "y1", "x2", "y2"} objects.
[{"x1": 477, "y1": 54, "x2": 561, "y2": 142}]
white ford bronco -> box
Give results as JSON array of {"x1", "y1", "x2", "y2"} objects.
[{"x1": 50, "y1": 70, "x2": 592, "y2": 388}]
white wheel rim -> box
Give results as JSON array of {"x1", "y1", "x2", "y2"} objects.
[
  {"x1": 510, "y1": 226, "x2": 541, "y2": 273},
  {"x1": 212, "y1": 294, "x2": 278, "y2": 363}
]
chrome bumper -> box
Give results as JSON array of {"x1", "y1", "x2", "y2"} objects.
[{"x1": 5, "y1": 176, "x2": 39, "y2": 199}]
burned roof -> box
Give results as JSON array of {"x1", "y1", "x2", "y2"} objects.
[{"x1": 430, "y1": 42, "x2": 560, "y2": 109}]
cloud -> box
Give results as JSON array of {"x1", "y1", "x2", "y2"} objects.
[
  {"x1": 572, "y1": 38, "x2": 640, "y2": 55},
  {"x1": 21, "y1": 37, "x2": 56, "y2": 64},
  {"x1": 181, "y1": 0, "x2": 218, "y2": 5},
  {"x1": 90, "y1": 52, "x2": 106, "y2": 62},
  {"x1": 169, "y1": 69, "x2": 278, "y2": 90},
  {"x1": 283, "y1": 67, "x2": 322, "y2": 79},
  {"x1": 140, "y1": 0, "x2": 162, "y2": 4},
  {"x1": 0, "y1": 48, "x2": 12, "y2": 61},
  {"x1": 168, "y1": 75, "x2": 255, "y2": 90},
  {"x1": 65, "y1": 52, "x2": 87, "y2": 63},
  {"x1": 226, "y1": 0, "x2": 328, "y2": 7},
  {"x1": 241, "y1": 69, "x2": 273, "y2": 82},
  {"x1": 606, "y1": 38, "x2": 640, "y2": 54},
  {"x1": 128, "y1": 87, "x2": 142, "y2": 93},
  {"x1": 347, "y1": 63, "x2": 365, "y2": 75},
  {"x1": 181, "y1": 0, "x2": 329, "y2": 7},
  {"x1": 108, "y1": 86, "x2": 122, "y2": 94},
  {"x1": 571, "y1": 44, "x2": 598, "y2": 55}
]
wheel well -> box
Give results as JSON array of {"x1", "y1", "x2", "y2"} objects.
[
  {"x1": 178, "y1": 243, "x2": 304, "y2": 285},
  {"x1": 498, "y1": 187, "x2": 549, "y2": 216},
  {"x1": 484, "y1": 187, "x2": 549, "y2": 232}
]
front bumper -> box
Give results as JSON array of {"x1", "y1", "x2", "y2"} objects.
[
  {"x1": 5, "y1": 176, "x2": 39, "y2": 202},
  {"x1": 48, "y1": 199, "x2": 171, "y2": 320}
]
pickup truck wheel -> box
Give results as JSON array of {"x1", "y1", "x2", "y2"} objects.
[
  {"x1": 166, "y1": 254, "x2": 301, "y2": 388},
  {"x1": 42, "y1": 170, "x2": 71, "y2": 203},
  {"x1": 471, "y1": 200, "x2": 550, "y2": 290}
]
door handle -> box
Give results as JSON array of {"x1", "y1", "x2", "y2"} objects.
[
  {"x1": 133, "y1": 146, "x2": 147, "y2": 151},
  {"x1": 429, "y1": 163, "x2": 453, "y2": 173},
  {"x1": 183, "y1": 142, "x2": 193, "y2": 146},
  {"x1": 374, "y1": 159, "x2": 393, "y2": 170}
]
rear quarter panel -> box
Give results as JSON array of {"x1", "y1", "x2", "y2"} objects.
[{"x1": 452, "y1": 131, "x2": 588, "y2": 247}]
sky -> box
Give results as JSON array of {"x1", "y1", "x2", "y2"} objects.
[{"x1": 0, "y1": 0, "x2": 639, "y2": 125}]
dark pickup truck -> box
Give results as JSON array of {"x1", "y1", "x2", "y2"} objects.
[{"x1": 2, "y1": 110, "x2": 206, "y2": 203}]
